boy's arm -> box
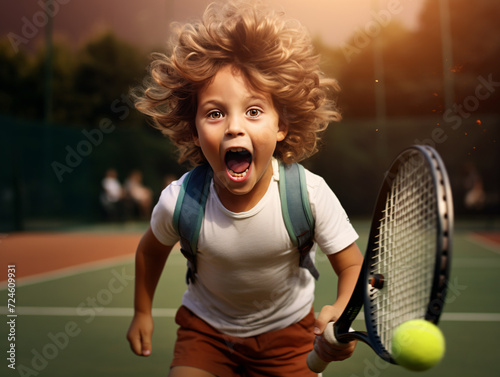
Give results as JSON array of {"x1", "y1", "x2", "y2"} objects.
[
  {"x1": 126, "y1": 227, "x2": 173, "y2": 356},
  {"x1": 314, "y1": 242, "x2": 363, "y2": 361}
]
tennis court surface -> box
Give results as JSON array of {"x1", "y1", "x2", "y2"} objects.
[{"x1": 1, "y1": 219, "x2": 499, "y2": 376}]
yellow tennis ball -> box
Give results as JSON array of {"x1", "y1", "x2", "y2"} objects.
[{"x1": 391, "y1": 319, "x2": 445, "y2": 371}]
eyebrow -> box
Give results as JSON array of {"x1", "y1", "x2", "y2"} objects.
[
  {"x1": 197, "y1": 99, "x2": 223, "y2": 110},
  {"x1": 248, "y1": 95, "x2": 270, "y2": 104},
  {"x1": 203, "y1": 94, "x2": 272, "y2": 104},
  {"x1": 198, "y1": 94, "x2": 270, "y2": 108}
]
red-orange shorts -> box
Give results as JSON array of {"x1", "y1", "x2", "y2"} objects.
[{"x1": 171, "y1": 305, "x2": 318, "y2": 377}]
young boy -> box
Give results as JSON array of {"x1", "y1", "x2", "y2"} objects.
[{"x1": 126, "y1": 1, "x2": 363, "y2": 376}]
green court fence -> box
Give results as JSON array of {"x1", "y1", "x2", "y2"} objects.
[{"x1": 1, "y1": 115, "x2": 181, "y2": 231}]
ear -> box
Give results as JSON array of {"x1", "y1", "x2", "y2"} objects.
[
  {"x1": 192, "y1": 125, "x2": 200, "y2": 146},
  {"x1": 193, "y1": 134, "x2": 200, "y2": 147},
  {"x1": 277, "y1": 121, "x2": 288, "y2": 142}
]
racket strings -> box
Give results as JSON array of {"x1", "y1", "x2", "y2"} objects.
[{"x1": 370, "y1": 154, "x2": 437, "y2": 352}]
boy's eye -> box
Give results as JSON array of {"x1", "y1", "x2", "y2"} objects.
[
  {"x1": 246, "y1": 108, "x2": 261, "y2": 117},
  {"x1": 208, "y1": 110, "x2": 223, "y2": 119}
]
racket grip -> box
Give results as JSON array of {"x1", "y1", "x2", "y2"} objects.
[
  {"x1": 306, "y1": 322, "x2": 349, "y2": 373},
  {"x1": 307, "y1": 348, "x2": 329, "y2": 373}
]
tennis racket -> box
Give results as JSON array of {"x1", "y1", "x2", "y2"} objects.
[{"x1": 307, "y1": 145, "x2": 453, "y2": 373}]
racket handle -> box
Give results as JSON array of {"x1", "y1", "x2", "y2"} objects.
[
  {"x1": 307, "y1": 322, "x2": 349, "y2": 373},
  {"x1": 307, "y1": 348, "x2": 330, "y2": 373}
]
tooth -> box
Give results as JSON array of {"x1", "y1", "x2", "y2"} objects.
[{"x1": 228, "y1": 168, "x2": 248, "y2": 178}]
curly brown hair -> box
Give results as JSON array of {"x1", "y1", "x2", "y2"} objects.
[{"x1": 133, "y1": 0, "x2": 341, "y2": 166}]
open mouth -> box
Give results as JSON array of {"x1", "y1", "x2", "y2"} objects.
[{"x1": 225, "y1": 148, "x2": 252, "y2": 178}]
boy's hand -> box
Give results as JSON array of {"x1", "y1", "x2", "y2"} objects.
[
  {"x1": 127, "y1": 312, "x2": 154, "y2": 356},
  {"x1": 313, "y1": 305, "x2": 356, "y2": 362}
]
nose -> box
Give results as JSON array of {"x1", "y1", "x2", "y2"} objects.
[{"x1": 225, "y1": 114, "x2": 245, "y2": 137}]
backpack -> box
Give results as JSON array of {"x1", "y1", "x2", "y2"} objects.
[{"x1": 172, "y1": 162, "x2": 319, "y2": 284}]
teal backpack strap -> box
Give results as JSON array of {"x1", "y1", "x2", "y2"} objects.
[
  {"x1": 173, "y1": 163, "x2": 213, "y2": 284},
  {"x1": 279, "y1": 162, "x2": 319, "y2": 280}
]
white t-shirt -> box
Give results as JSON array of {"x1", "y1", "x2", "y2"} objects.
[{"x1": 151, "y1": 159, "x2": 358, "y2": 337}]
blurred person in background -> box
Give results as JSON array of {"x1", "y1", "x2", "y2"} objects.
[
  {"x1": 100, "y1": 168, "x2": 125, "y2": 220},
  {"x1": 124, "y1": 170, "x2": 153, "y2": 220}
]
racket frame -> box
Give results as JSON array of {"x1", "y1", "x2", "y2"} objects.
[{"x1": 330, "y1": 145, "x2": 453, "y2": 364}]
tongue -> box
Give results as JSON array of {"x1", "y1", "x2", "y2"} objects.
[
  {"x1": 227, "y1": 157, "x2": 250, "y2": 174},
  {"x1": 226, "y1": 151, "x2": 251, "y2": 173}
]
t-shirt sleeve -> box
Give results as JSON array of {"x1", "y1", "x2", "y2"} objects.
[
  {"x1": 150, "y1": 177, "x2": 184, "y2": 246},
  {"x1": 307, "y1": 171, "x2": 359, "y2": 255}
]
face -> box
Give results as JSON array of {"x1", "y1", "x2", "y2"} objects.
[{"x1": 194, "y1": 65, "x2": 287, "y2": 209}]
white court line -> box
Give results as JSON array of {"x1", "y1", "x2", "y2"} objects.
[
  {"x1": 343, "y1": 312, "x2": 500, "y2": 322},
  {"x1": 0, "y1": 254, "x2": 135, "y2": 290},
  {"x1": 441, "y1": 312, "x2": 500, "y2": 322},
  {"x1": 0, "y1": 248, "x2": 186, "y2": 290},
  {"x1": 1, "y1": 306, "x2": 499, "y2": 322},
  {"x1": 0, "y1": 306, "x2": 176, "y2": 317}
]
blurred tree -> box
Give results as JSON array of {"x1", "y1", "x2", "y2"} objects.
[
  {"x1": 311, "y1": 0, "x2": 500, "y2": 215},
  {"x1": 330, "y1": 0, "x2": 500, "y2": 119},
  {"x1": 0, "y1": 38, "x2": 38, "y2": 118},
  {"x1": 31, "y1": 39, "x2": 78, "y2": 123},
  {"x1": 2, "y1": 1, "x2": 497, "y2": 125},
  {"x1": 443, "y1": 0, "x2": 500, "y2": 111},
  {"x1": 0, "y1": 31, "x2": 149, "y2": 127},
  {"x1": 72, "y1": 31, "x2": 147, "y2": 127}
]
